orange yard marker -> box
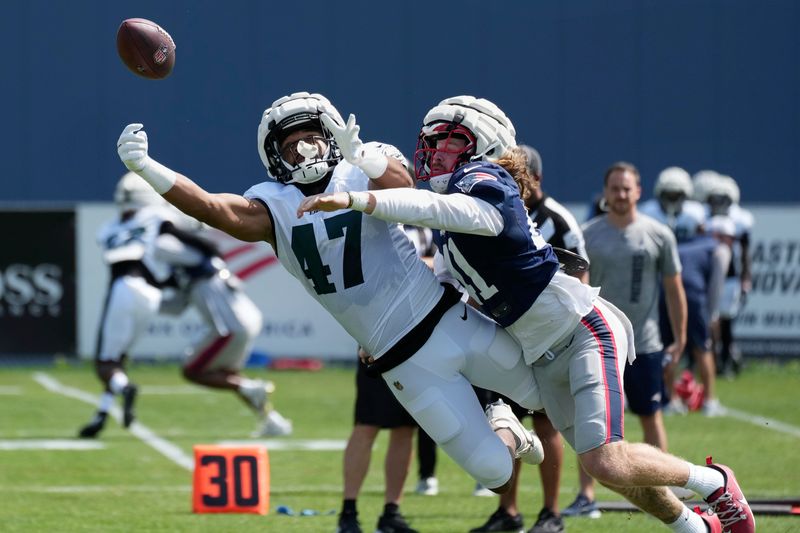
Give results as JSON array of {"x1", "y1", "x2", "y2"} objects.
[{"x1": 192, "y1": 445, "x2": 269, "y2": 514}]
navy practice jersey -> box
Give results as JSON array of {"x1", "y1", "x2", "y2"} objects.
[{"x1": 434, "y1": 162, "x2": 560, "y2": 327}]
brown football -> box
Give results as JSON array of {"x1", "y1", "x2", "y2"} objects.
[{"x1": 116, "y1": 18, "x2": 176, "y2": 79}]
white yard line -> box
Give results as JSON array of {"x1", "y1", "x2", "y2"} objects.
[
  {"x1": 721, "y1": 406, "x2": 800, "y2": 438},
  {"x1": 0, "y1": 439, "x2": 105, "y2": 450},
  {"x1": 218, "y1": 439, "x2": 346, "y2": 451},
  {"x1": 33, "y1": 372, "x2": 195, "y2": 471}
]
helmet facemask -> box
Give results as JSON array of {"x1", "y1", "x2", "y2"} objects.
[
  {"x1": 707, "y1": 193, "x2": 733, "y2": 216},
  {"x1": 263, "y1": 114, "x2": 340, "y2": 184},
  {"x1": 658, "y1": 190, "x2": 687, "y2": 217},
  {"x1": 257, "y1": 92, "x2": 344, "y2": 185},
  {"x1": 414, "y1": 122, "x2": 477, "y2": 193}
]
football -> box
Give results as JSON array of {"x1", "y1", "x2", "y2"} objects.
[{"x1": 116, "y1": 18, "x2": 176, "y2": 79}]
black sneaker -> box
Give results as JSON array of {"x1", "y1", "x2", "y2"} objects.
[
  {"x1": 122, "y1": 383, "x2": 138, "y2": 428},
  {"x1": 336, "y1": 511, "x2": 362, "y2": 533},
  {"x1": 560, "y1": 493, "x2": 601, "y2": 518},
  {"x1": 376, "y1": 511, "x2": 419, "y2": 533},
  {"x1": 527, "y1": 508, "x2": 564, "y2": 533},
  {"x1": 78, "y1": 412, "x2": 107, "y2": 438},
  {"x1": 469, "y1": 507, "x2": 524, "y2": 533}
]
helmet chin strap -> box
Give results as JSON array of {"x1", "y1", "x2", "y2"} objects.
[{"x1": 429, "y1": 173, "x2": 452, "y2": 194}]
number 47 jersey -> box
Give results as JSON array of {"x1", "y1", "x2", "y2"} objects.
[{"x1": 244, "y1": 159, "x2": 443, "y2": 360}]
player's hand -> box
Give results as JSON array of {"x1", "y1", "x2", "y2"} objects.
[
  {"x1": 296, "y1": 192, "x2": 351, "y2": 218},
  {"x1": 664, "y1": 341, "x2": 684, "y2": 365},
  {"x1": 321, "y1": 113, "x2": 363, "y2": 163},
  {"x1": 321, "y1": 113, "x2": 388, "y2": 179},
  {"x1": 117, "y1": 123, "x2": 150, "y2": 172}
]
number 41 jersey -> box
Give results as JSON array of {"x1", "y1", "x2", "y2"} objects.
[
  {"x1": 438, "y1": 162, "x2": 560, "y2": 328},
  {"x1": 244, "y1": 160, "x2": 443, "y2": 360}
]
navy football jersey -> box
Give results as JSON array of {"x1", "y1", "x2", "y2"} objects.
[{"x1": 435, "y1": 162, "x2": 559, "y2": 327}]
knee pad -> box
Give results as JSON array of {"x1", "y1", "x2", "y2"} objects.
[
  {"x1": 405, "y1": 388, "x2": 464, "y2": 444},
  {"x1": 464, "y1": 432, "x2": 513, "y2": 489}
]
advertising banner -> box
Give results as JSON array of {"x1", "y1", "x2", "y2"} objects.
[
  {"x1": 0, "y1": 210, "x2": 76, "y2": 355},
  {"x1": 731, "y1": 206, "x2": 800, "y2": 356}
]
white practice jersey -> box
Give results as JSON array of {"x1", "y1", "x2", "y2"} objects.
[
  {"x1": 639, "y1": 198, "x2": 706, "y2": 242},
  {"x1": 703, "y1": 203, "x2": 754, "y2": 240},
  {"x1": 96, "y1": 205, "x2": 186, "y2": 284},
  {"x1": 244, "y1": 160, "x2": 443, "y2": 359}
]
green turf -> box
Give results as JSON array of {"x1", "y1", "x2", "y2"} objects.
[{"x1": 0, "y1": 359, "x2": 798, "y2": 532}]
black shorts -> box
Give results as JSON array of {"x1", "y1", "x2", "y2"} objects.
[
  {"x1": 624, "y1": 351, "x2": 667, "y2": 415},
  {"x1": 354, "y1": 361, "x2": 416, "y2": 428}
]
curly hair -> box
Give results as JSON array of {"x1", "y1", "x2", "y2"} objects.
[{"x1": 495, "y1": 147, "x2": 538, "y2": 203}]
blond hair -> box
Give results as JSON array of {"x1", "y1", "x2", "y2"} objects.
[{"x1": 496, "y1": 147, "x2": 538, "y2": 203}]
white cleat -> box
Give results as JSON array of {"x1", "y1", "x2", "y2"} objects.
[
  {"x1": 240, "y1": 380, "x2": 275, "y2": 413},
  {"x1": 485, "y1": 399, "x2": 544, "y2": 465},
  {"x1": 253, "y1": 409, "x2": 293, "y2": 437},
  {"x1": 415, "y1": 477, "x2": 439, "y2": 496}
]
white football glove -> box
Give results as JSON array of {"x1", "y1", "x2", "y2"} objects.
[
  {"x1": 117, "y1": 123, "x2": 149, "y2": 172},
  {"x1": 320, "y1": 112, "x2": 388, "y2": 179},
  {"x1": 116, "y1": 123, "x2": 176, "y2": 193}
]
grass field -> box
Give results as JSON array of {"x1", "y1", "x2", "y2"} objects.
[{"x1": 0, "y1": 359, "x2": 798, "y2": 532}]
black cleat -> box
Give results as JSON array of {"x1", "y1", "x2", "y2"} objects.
[
  {"x1": 528, "y1": 507, "x2": 564, "y2": 533},
  {"x1": 376, "y1": 511, "x2": 419, "y2": 533},
  {"x1": 336, "y1": 511, "x2": 362, "y2": 533},
  {"x1": 470, "y1": 507, "x2": 524, "y2": 533},
  {"x1": 122, "y1": 384, "x2": 138, "y2": 428},
  {"x1": 78, "y1": 412, "x2": 108, "y2": 438}
]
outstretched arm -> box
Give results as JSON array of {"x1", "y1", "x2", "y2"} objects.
[
  {"x1": 296, "y1": 188, "x2": 504, "y2": 236},
  {"x1": 117, "y1": 124, "x2": 275, "y2": 245},
  {"x1": 320, "y1": 113, "x2": 413, "y2": 190}
]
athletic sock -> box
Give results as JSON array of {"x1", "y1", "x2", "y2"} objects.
[
  {"x1": 667, "y1": 506, "x2": 706, "y2": 532},
  {"x1": 383, "y1": 502, "x2": 399, "y2": 516},
  {"x1": 98, "y1": 392, "x2": 115, "y2": 412},
  {"x1": 109, "y1": 372, "x2": 129, "y2": 395},
  {"x1": 683, "y1": 462, "x2": 725, "y2": 499},
  {"x1": 341, "y1": 499, "x2": 357, "y2": 515}
]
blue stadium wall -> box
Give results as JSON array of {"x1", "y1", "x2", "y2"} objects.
[{"x1": 2, "y1": 0, "x2": 798, "y2": 204}]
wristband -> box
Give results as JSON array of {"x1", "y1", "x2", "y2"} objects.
[
  {"x1": 347, "y1": 191, "x2": 370, "y2": 212},
  {"x1": 139, "y1": 157, "x2": 177, "y2": 194}
]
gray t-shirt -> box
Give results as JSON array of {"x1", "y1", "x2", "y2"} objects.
[{"x1": 582, "y1": 214, "x2": 681, "y2": 353}]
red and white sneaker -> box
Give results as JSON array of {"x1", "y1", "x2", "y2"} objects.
[
  {"x1": 694, "y1": 506, "x2": 722, "y2": 533},
  {"x1": 703, "y1": 457, "x2": 756, "y2": 533}
]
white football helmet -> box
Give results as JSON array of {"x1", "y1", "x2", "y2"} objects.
[
  {"x1": 114, "y1": 172, "x2": 164, "y2": 212},
  {"x1": 706, "y1": 174, "x2": 739, "y2": 215},
  {"x1": 257, "y1": 92, "x2": 344, "y2": 184},
  {"x1": 415, "y1": 95, "x2": 516, "y2": 193},
  {"x1": 691, "y1": 169, "x2": 719, "y2": 203},
  {"x1": 654, "y1": 166, "x2": 692, "y2": 216}
]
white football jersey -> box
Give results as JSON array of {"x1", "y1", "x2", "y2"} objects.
[
  {"x1": 96, "y1": 205, "x2": 185, "y2": 283},
  {"x1": 639, "y1": 198, "x2": 706, "y2": 242},
  {"x1": 244, "y1": 160, "x2": 443, "y2": 359}
]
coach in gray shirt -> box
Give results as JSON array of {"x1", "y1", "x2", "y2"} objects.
[
  {"x1": 563, "y1": 161, "x2": 687, "y2": 515},
  {"x1": 583, "y1": 161, "x2": 686, "y2": 443}
]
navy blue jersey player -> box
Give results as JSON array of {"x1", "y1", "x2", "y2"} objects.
[
  {"x1": 297, "y1": 96, "x2": 755, "y2": 533},
  {"x1": 433, "y1": 161, "x2": 559, "y2": 328}
]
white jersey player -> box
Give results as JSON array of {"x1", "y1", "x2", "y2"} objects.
[
  {"x1": 79, "y1": 173, "x2": 180, "y2": 438},
  {"x1": 704, "y1": 174, "x2": 754, "y2": 375},
  {"x1": 154, "y1": 226, "x2": 292, "y2": 437},
  {"x1": 116, "y1": 92, "x2": 546, "y2": 499},
  {"x1": 639, "y1": 166, "x2": 706, "y2": 242}
]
